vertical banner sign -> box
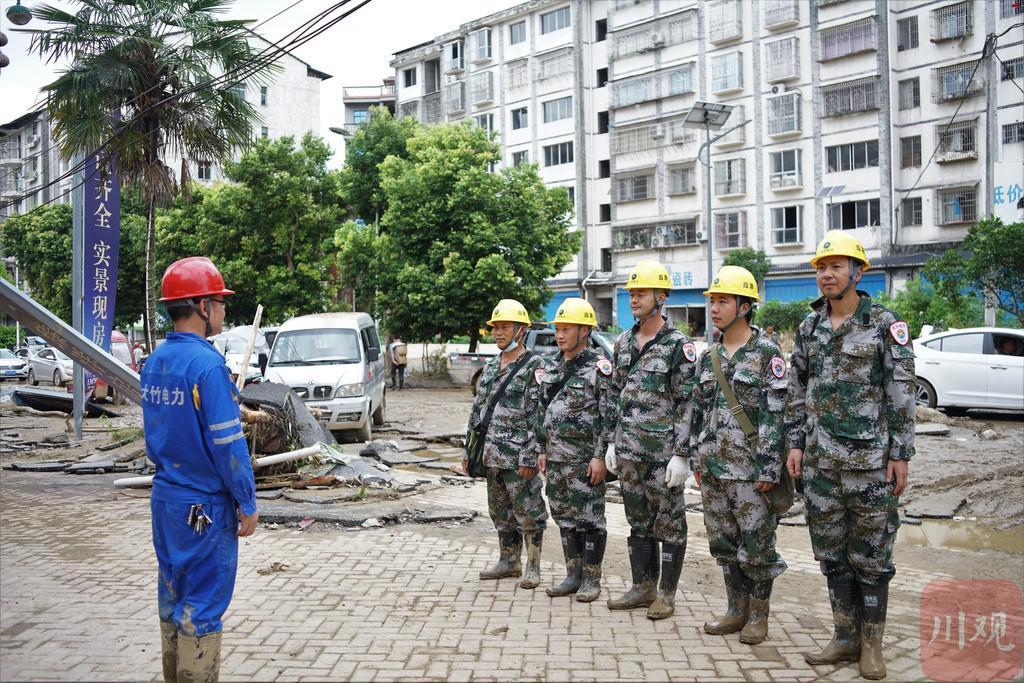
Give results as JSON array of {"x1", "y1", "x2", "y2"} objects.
[{"x1": 82, "y1": 154, "x2": 120, "y2": 395}]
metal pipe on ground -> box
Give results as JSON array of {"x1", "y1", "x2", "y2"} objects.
[{"x1": 112, "y1": 444, "x2": 324, "y2": 488}]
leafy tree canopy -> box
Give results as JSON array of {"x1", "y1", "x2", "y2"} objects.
[
  {"x1": 339, "y1": 107, "x2": 421, "y2": 222},
  {"x1": 723, "y1": 247, "x2": 771, "y2": 285}
]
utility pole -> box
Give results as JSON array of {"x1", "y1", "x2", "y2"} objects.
[
  {"x1": 71, "y1": 153, "x2": 84, "y2": 440},
  {"x1": 984, "y1": 28, "x2": 997, "y2": 326}
]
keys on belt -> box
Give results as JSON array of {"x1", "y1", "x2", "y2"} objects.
[{"x1": 187, "y1": 504, "x2": 213, "y2": 534}]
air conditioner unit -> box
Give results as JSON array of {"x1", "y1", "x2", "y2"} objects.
[
  {"x1": 28, "y1": 134, "x2": 40, "y2": 148},
  {"x1": 651, "y1": 33, "x2": 665, "y2": 47},
  {"x1": 696, "y1": 230, "x2": 708, "y2": 242},
  {"x1": 656, "y1": 225, "x2": 670, "y2": 236},
  {"x1": 652, "y1": 235, "x2": 667, "y2": 247},
  {"x1": 770, "y1": 84, "x2": 785, "y2": 95}
]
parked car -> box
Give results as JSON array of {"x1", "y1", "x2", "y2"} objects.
[
  {"x1": 94, "y1": 331, "x2": 138, "y2": 404},
  {"x1": 263, "y1": 312, "x2": 386, "y2": 442},
  {"x1": 0, "y1": 348, "x2": 29, "y2": 381},
  {"x1": 22, "y1": 335, "x2": 48, "y2": 349},
  {"x1": 27, "y1": 347, "x2": 74, "y2": 387},
  {"x1": 914, "y1": 326, "x2": 1024, "y2": 414},
  {"x1": 209, "y1": 326, "x2": 268, "y2": 379}
]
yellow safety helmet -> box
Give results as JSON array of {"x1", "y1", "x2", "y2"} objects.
[
  {"x1": 547, "y1": 297, "x2": 597, "y2": 326},
  {"x1": 811, "y1": 231, "x2": 870, "y2": 270},
  {"x1": 625, "y1": 260, "x2": 672, "y2": 290},
  {"x1": 704, "y1": 265, "x2": 760, "y2": 300},
  {"x1": 486, "y1": 298, "x2": 531, "y2": 326}
]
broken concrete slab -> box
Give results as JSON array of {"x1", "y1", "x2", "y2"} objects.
[
  {"x1": 65, "y1": 461, "x2": 122, "y2": 475},
  {"x1": 282, "y1": 487, "x2": 397, "y2": 505},
  {"x1": 3, "y1": 460, "x2": 75, "y2": 472},
  {"x1": 365, "y1": 438, "x2": 428, "y2": 453},
  {"x1": 255, "y1": 489, "x2": 285, "y2": 500},
  {"x1": 376, "y1": 452, "x2": 440, "y2": 466},
  {"x1": 905, "y1": 492, "x2": 965, "y2": 519},
  {"x1": 417, "y1": 461, "x2": 462, "y2": 472},
  {"x1": 257, "y1": 499, "x2": 478, "y2": 528},
  {"x1": 916, "y1": 423, "x2": 951, "y2": 436},
  {"x1": 239, "y1": 382, "x2": 336, "y2": 450}
]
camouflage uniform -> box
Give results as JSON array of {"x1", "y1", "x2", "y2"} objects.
[
  {"x1": 469, "y1": 352, "x2": 549, "y2": 534},
  {"x1": 785, "y1": 292, "x2": 915, "y2": 586},
  {"x1": 684, "y1": 328, "x2": 787, "y2": 584}
]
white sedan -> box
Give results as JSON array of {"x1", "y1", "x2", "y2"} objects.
[
  {"x1": 27, "y1": 347, "x2": 74, "y2": 387},
  {"x1": 913, "y1": 327, "x2": 1024, "y2": 414}
]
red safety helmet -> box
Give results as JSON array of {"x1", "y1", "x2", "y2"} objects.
[{"x1": 159, "y1": 256, "x2": 235, "y2": 302}]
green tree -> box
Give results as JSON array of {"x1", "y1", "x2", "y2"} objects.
[
  {"x1": 755, "y1": 298, "x2": 814, "y2": 333},
  {"x1": 339, "y1": 107, "x2": 420, "y2": 222},
  {"x1": 723, "y1": 248, "x2": 771, "y2": 285},
  {"x1": 334, "y1": 220, "x2": 383, "y2": 314},
  {"x1": 30, "y1": 0, "x2": 277, "y2": 348},
  {"x1": 874, "y1": 279, "x2": 984, "y2": 337},
  {"x1": 376, "y1": 122, "x2": 579, "y2": 349},
  {"x1": 159, "y1": 134, "x2": 345, "y2": 324}
]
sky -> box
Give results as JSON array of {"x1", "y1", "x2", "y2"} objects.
[{"x1": 0, "y1": 0, "x2": 516, "y2": 167}]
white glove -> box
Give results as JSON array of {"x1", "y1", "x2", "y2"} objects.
[
  {"x1": 604, "y1": 443, "x2": 618, "y2": 475},
  {"x1": 665, "y1": 455, "x2": 689, "y2": 489}
]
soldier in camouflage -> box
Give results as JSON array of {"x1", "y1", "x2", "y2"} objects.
[
  {"x1": 684, "y1": 266, "x2": 788, "y2": 646},
  {"x1": 536, "y1": 298, "x2": 611, "y2": 603},
  {"x1": 785, "y1": 232, "x2": 915, "y2": 681},
  {"x1": 463, "y1": 299, "x2": 549, "y2": 589},
  {"x1": 604, "y1": 261, "x2": 697, "y2": 621}
]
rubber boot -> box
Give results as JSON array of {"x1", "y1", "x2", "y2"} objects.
[
  {"x1": 607, "y1": 536, "x2": 659, "y2": 610},
  {"x1": 804, "y1": 576, "x2": 862, "y2": 665},
  {"x1": 740, "y1": 579, "x2": 774, "y2": 644},
  {"x1": 859, "y1": 580, "x2": 890, "y2": 680},
  {"x1": 519, "y1": 529, "x2": 544, "y2": 589},
  {"x1": 160, "y1": 621, "x2": 177, "y2": 683},
  {"x1": 479, "y1": 531, "x2": 522, "y2": 580},
  {"x1": 576, "y1": 529, "x2": 607, "y2": 603},
  {"x1": 546, "y1": 528, "x2": 583, "y2": 597},
  {"x1": 704, "y1": 564, "x2": 750, "y2": 635},
  {"x1": 177, "y1": 631, "x2": 221, "y2": 683},
  {"x1": 647, "y1": 541, "x2": 686, "y2": 620}
]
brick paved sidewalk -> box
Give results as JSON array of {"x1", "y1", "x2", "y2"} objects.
[{"x1": 0, "y1": 472, "x2": 949, "y2": 681}]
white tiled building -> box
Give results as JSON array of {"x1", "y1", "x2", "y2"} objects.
[{"x1": 388, "y1": 0, "x2": 1023, "y2": 332}]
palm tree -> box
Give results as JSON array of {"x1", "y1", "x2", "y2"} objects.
[{"x1": 28, "y1": 0, "x2": 277, "y2": 348}]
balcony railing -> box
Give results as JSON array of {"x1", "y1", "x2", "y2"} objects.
[{"x1": 342, "y1": 85, "x2": 396, "y2": 100}]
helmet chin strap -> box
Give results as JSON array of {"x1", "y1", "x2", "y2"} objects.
[
  {"x1": 716, "y1": 298, "x2": 749, "y2": 335},
  {"x1": 634, "y1": 292, "x2": 664, "y2": 326},
  {"x1": 190, "y1": 298, "x2": 214, "y2": 337},
  {"x1": 826, "y1": 259, "x2": 861, "y2": 302},
  {"x1": 565, "y1": 327, "x2": 589, "y2": 356},
  {"x1": 501, "y1": 323, "x2": 527, "y2": 352}
]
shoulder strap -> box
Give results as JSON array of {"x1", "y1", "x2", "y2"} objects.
[
  {"x1": 710, "y1": 344, "x2": 757, "y2": 440},
  {"x1": 628, "y1": 324, "x2": 674, "y2": 372},
  {"x1": 479, "y1": 351, "x2": 534, "y2": 435},
  {"x1": 542, "y1": 353, "x2": 587, "y2": 407}
]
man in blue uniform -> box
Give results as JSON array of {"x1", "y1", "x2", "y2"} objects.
[{"x1": 143, "y1": 256, "x2": 258, "y2": 683}]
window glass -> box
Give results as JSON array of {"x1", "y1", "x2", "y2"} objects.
[{"x1": 940, "y1": 333, "x2": 984, "y2": 354}]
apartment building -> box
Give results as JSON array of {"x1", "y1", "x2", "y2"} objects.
[
  {"x1": 388, "y1": 0, "x2": 1023, "y2": 332},
  {"x1": 340, "y1": 77, "x2": 397, "y2": 137},
  {"x1": 0, "y1": 109, "x2": 74, "y2": 220}
]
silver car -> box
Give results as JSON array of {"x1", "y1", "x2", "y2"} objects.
[
  {"x1": 0, "y1": 348, "x2": 29, "y2": 381},
  {"x1": 27, "y1": 347, "x2": 74, "y2": 387}
]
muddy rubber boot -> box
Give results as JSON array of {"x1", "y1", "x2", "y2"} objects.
[
  {"x1": 859, "y1": 580, "x2": 890, "y2": 680},
  {"x1": 740, "y1": 579, "x2": 774, "y2": 644},
  {"x1": 479, "y1": 531, "x2": 522, "y2": 580},
  {"x1": 519, "y1": 529, "x2": 544, "y2": 589},
  {"x1": 647, "y1": 541, "x2": 686, "y2": 620},
  {"x1": 576, "y1": 529, "x2": 607, "y2": 603},
  {"x1": 607, "y1": 535, "x2": 658, "y2": 610},
  {"x1": 177, "y1": 631, "x2": 221, "y2": 683},
  {"x1": 804, "y1": 576, "x2": 862, "y2": 665},
  {"x1": 704, "y1": 564, "x2": 750, "y2": 635},
  {"x1": 160, "y1": 621, "x2": 178, "y2": 683},
  {"x1": 547, "y1": 528, "x2": 583, "y2": 597}
]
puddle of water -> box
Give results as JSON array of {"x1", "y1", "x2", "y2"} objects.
[{"x1": 900, "y1": 518, "x2": 1024, "y2": 554}]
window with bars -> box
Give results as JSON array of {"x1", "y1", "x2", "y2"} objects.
[
  {"x1": 764, "y1": 0, "x2": 799, "y2": 28},
  {"x1": 669, "y1": 165, "x2": 697, "y2": 195},
  {"x1": 424, "y1": 59, "x2": 441, "y2": 94},
  {"x1": 716, "y1": 212, "x2": 747, "y2": 249},
  {"x1": 935, "y1": 185, "x2": 977, "y2": 225},
  {"x1": 510, "y1": 21, "x2": 526, "y2": 45},
  {"x1": 821, "y1": 77, "x2": 878, "y2": 117},
  {"x1": 1002, "y1": 0, "x2": 1024, "y2": 17},
  {"x1": 541, "y1": 6, "x2": 571, "y2": 34},
  {"x1": 765, "y1": 37, "x2": 800, "y2": 82},
  {"x1": 711, "y1": 51, "x2": 744, "y2": 93},
  {"x1": 665, "y1": 11, "x2": 698, "y2": 44},
  {"x1": 543, "y1": 96, "x2": 573, "y2": 123},
  {"x1": 667, "y1": 220, "x2": 700, "y2": 246},
  {"x1": 898, "y1": 78, "x2": 920, "y2": 110},
  {"x1": 714, "y1": 158, "x2": 746, "y2": 196},
  {"x1": 901, "y1": 136, "x2": 922, "y2": 168},
  {"x1": 708, "y1": 0, "x2": 742, "y2": 43},
  {"x1": 614, "y1": 26, "x2": 653, "y2": 58},
  {"x1": 935, "y1": 119, "x2": 978, "y2": 162},
  {"x1": 611, "y1": 77, "x2": 653, "y2": 107},
  {"x1": 506, "y1": 60, "x2": 529, "y2": 89},
  {"x1": 612, "y1": 124, "x2": 657, "y2": 154},
  {"x1": 543, "y1": 141, "x2": 574, "y2": 166},
  {"x1": 769, "y1": 149, "x2": 801, "y2": 190},
  {"x1": 470, "y1": 29, "x2": 492, "y2": 62},
  {"x1": 716, "y1": 104, "x2": 746, "y2": 146},
  {"x1": 615, "y1": 173, "x2": 655, "y2": 202},
  {"x1": 819, "y1": 17, "x2": 877, "y2": 61},
  {"x1": 665, "y1": 64, "x2": 695, "y2": 96},
  {"x1": 828, "y1": 199, "x2": 880, "y2": 229},
  {"x1": 897, "y1": 16, "x2": 919, "y2": 50},
  {"x1": 771, "y1": 206, "x2": 803, "y2": 244},
  {"x1": 1003, "y1": 57, "x2": 1024, "y2": 81},
  {"x1": 512, "y1": 150, "x2": 529, "y2": 167},
  {"x1": 422, "y1": 93, "x2": 441, "y2": 123},
  {"x1": 613, "y1": 11, "x2": 697, "y2": 58},
  {"x1": 900, "y1": 197, "x2": 923, "y2": 227},
  {"x1": 537, "y1": 49, "x2": 572, "y2": 80},
  {"x1": 931, "y1": 1, "x2": 972, "y2": 41},
  {"x1": 445, "y1": 82, "x2": 465, "y2": 114},
  {"x1": 933, "y1": 61, "x2": 984, "y2": 101},
  {"x1": 669, "y1": 119, "x2": 697, "y2": 144},
  {"x1": 470, "y1": 72, "x2": 494, "y2": 104},
  {"x1": 399, "y1": 101, "x2": 418, "y2": 118},
  {"x1": 1004, "y1": 122, "x2": 1024, "y2": 144},
  {"x1": 826, "y1": 140, "x2": 879, "y2": 172},
  {"x1": 446, "y1": 41, "x2": 464, "y2": 72},
  {"x1": 613, "y1": 224, "x2": 656, "y2": 250},
  {"x1": 767, "y1": 91, "x2": 802, "y2": 136}
]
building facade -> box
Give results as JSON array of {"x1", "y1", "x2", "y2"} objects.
[
  {"x1": 388, "y1": 0, "x2": 1023, "y2": 332},
  {"x1": 340, "y1": 77, "x2": 397, "y2": 136}
]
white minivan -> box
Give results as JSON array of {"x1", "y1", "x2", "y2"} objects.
[{"x1": 263, "y1": 312, "x2": 386, "y2": 441}]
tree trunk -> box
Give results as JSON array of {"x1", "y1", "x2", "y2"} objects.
[
  {"x1": 469, "y1": 326, "x2": 480, "y2": 353},
  {"x1": 143, "y1": 196, "x2": 157, "y2": 351}
]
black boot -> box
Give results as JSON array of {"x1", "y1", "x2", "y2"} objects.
[
  {"x1": 519, "y1": 529, "x2": 544, "y2": 589},
  {"x1": 740, "y1": 578, "x2": 774, "y2": 644},
  {"x1": 859, "y1": 579, "x2": 890, "y2": 680},
  {"x1": 647, "y1": 541, "x2": 685, "y2": 620},
  {"x1": 547, "y1": 528, "x2": 583, "y2": 597},
  {"x1": 576, "y1": 529, "x2": 607, "y2": 603},
  {"x1": 704, "y1": 564, "x2": 750, "y2": 635},
  {"x1": 480, "y1": 531, "x2": 522, "y2": 580},
  {"x1": 804, "y1": 574, "x2": 862, "y2": 665},
  {"x1": 607, "y1": 535, "x2": 658, "y2": 610}
]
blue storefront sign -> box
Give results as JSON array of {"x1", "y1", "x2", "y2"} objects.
[{"x1": 82, "y1": 155, "x2": 121, "y2": 393}]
